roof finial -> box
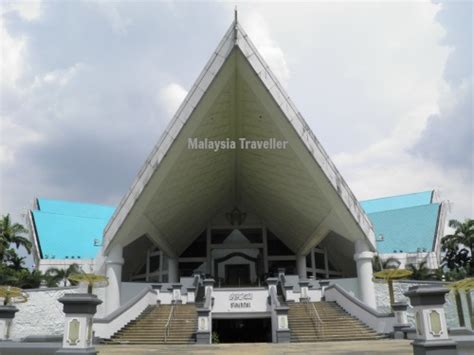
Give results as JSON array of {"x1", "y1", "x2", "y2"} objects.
[{"x1": 233, "y1": 6, "x2": 238, "y2": 44}]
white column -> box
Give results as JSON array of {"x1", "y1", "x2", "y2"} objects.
[
  {"x1": 105, "y1": 244, "x2": 124, "y2": 315},
  {"x1": 296, "y1": 254, "x2": 307, "y2": 279},
  {"x1": 354, "y1": 240, "x2": 376, "y2": 309},
  {"x1": 206, "y1": 225, "x2": 211, "y2": 275},
  {"x1": 263, "y1": 226, "x2": 269, "y2": 274},
  {"x1": 168, "y1": 256, "x2": 179, "y2": 283},
  {"x1": 460, "y1": 290, "x2": 473, "y2": 330},
  {"x1": 310, "y1": 248, "x2": 316, "y2": 279}
]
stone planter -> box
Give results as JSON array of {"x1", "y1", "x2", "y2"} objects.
[
  {"x1": 404, "y1": 286, "x2": 457, "y2": 355},
  {"x1": 0, "y1": 305, "x2": 18, "y2": 341},
  {"x1": 56, "y1": 293, "x2": 102, "y2": 355}
]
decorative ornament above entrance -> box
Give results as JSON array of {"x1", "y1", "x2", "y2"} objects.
[{"x1": 226, "y1": 207, "x2": 247, "y2": 226}]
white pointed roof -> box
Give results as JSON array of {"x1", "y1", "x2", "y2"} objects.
[{"x1": 102, "y1": 20, "x2": 376, "y2": 256}]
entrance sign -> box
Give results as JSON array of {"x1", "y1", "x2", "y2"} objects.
[{"x1": 229, "y1": 293, "x2": 253, "y2": 309}]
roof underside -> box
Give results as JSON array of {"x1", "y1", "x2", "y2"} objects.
[{"x1": 102, "y1": 22, "x2": 376, "y2": 257}]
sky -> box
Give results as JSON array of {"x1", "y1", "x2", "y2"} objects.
[{"x1": 0, "y1": 0, "x2": 472, "y2": 233}]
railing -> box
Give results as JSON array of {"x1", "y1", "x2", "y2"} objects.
[
  {"x1": 324, "y1": 284, "x2": 395, "y2": 333},
  {"x1": 203, "y1": 287, "x2": 213, "y2": 310},
  {"x1": 302, "y1": 298, "x2": 324, "y2": 337},
  {"x1": 164, "y1": 303, "x2": 176, "y2": 343},
  {"x1": 278, "y1": 274, "x2": 287, "y2": 302}
]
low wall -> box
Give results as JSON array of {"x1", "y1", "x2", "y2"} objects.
[
  {"x1": 325, "y1": 284, "x2": 395, "y2": 334},
  {"x1": 94, "y1": 286, "x2": 157, "y2": 339},
  {"x1": 374, "y1": 280, "x2": 463, "y2": 328},
  {"x1": 9, "y1": 286, "x2": 84, "y2": 340}
]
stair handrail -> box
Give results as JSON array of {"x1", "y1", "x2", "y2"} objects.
[
  {"x1": 277, "y1": 273, "x2": 287, "y2": 302},
  {"x1": 164, "y1": 303, "x2": 176, "y2": 343},
  {"x1": 203, "y1": 286, "x2": 212, "y2": 310},
  {"x1": 302, "y1": 298, "x2": 324, "y2": 337}
]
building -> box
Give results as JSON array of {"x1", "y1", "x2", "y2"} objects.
[
  {"x1": 23, "y1": 17, "x2": 449, "y2": 343},
  {"x1": 28, "y1": 190, "x2": 446, "y2": 276}
]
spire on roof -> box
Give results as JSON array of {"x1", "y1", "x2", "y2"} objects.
[{"x1": 234, "y1": 6, "x2": 238, "y2": 44}]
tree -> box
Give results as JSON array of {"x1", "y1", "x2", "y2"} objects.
[
  {"x1": 68, "y1": 273, "x2": 108, "y2": 294},
  {"x1": 0, "y1": 286, "x2": 28, "y2": 306},
  {"x1": 4, "y1": 249, "x2": 26, "y2": 271},
  {"x1": 372, "y1": 255, "x2": 401, "y2": 272},
  {"x1": 45, "y1": 264, "x2": 81, "y2": 287},
  {"x1": 374, "y1": 269, "x2": 413, "y2": 306},
  {"x1": 407, "y1": 261, "x2": 434, "y2": 280},
  {"x1": 441, "y1": 219, "x2": 474, "y2": 278},
  {"x1": 0, "y1": 215, "x2": 31, "y2": 261}
]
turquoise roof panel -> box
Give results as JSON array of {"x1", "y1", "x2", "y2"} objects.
[
  {"x1": 37, "y1": 198, "x2": 115, "y2": 219},
  {"x1": 367, "y1": 203, "x2": 441, "y2": 253},
  {"x1": 360, "y1": 191, "x2": 433, "y2": 214},
  {"x1": 33, "y1": 199, "x2": 115, "y2": 259}
]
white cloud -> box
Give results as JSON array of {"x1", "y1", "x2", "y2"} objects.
[
  {"x1": 1, "y1": 0, "x2": 42, "y2": 21},
  {"x1": 38, "y1": 63, "x2": 84, "y2": 87},
  {"x1": 158, "y1": 83, "x2": 187, "y2": 117},
  {"x1": 92, "y1": 2, "x2": 131, "y2": 35},
  {"x1": 0, "y1": 18, "x2": 27, "y2": 89},
  {"x1": 333, "y1": 111, "x2": 473, "y2": 221},
  {"x1": 239, "y1": 11, "x2": 290, "y2": 87}
]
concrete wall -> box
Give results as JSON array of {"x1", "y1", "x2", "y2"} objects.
[
  {"x1": 120, "y1": 282, "x2": 149, "y2": 306},
  {"x1": 9, "y1": 286, "x2": 83, "y2": 339},
  {"x1": 38, "y1": 259, "x2": 95, "y2": 274},
  {"x1": 374, "y1": 280, "x2": 462, "y2": 328}
]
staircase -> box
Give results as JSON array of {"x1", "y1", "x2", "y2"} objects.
[
  {"x1": 108, "y1": 304, "x2": 197, "y2": 344},
  {"x1": 288, "y1": 301, "x2": 385, "y2": 342}
]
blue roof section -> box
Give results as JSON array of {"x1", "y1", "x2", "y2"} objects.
[
  {"x1": 37, "y1": 198, "x2": 115, "y2": 219},
  {"x1": 31, "y1": 191, "x2": 441, "y2": 259},
  {"x1": 32, "y1": 199, "x2": 115, "y2": 259},
  {"x1": 360, "y1": 191, "x2": 433, "y2": 214},
  {"x1": 365, "y1": 204, "x2": 441, "y2": 253}
]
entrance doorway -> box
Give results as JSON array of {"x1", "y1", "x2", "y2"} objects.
[
  {"x1": 212, "y1": 318, "x2": 271, "y2": 343},
  {"x1": 225, "y1": 264, "x2": 250, "y2": 286}
]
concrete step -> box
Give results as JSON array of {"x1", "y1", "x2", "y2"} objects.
[
  {"x1": 288, "y1": 302, "x2": 381, "y2": 343},
  {"x1": 108, "y1": 304, "x2": 198, "y2": 344}
]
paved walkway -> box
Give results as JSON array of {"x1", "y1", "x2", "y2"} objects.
[{"x1": 97, "y1": 340, "x2": 412, "y2": 354}]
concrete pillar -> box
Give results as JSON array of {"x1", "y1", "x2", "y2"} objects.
[
  {"x1": 206, "y1": 226, "x2": 212, "y2": 275},
  {"x1": 263, "y1": 226, "x2": 269, "y2": 274},
  {"x1": 168, "y1": 256, "x2": 179, "y2": 283},
  {"x1": 298, "y1": 280, "x2": 310, "y2": 302},
  {"x1": 296, "y1": 254, "x2": 307, "y2": 279},
  {"x1": 404, "y1": 286, "x2": 457, "y2": 355},
  {"x1": 392, "y1": 302, "x2": 410, "y2": 339},
  {"x1": 196, "y1": 308, "x2": 211, "y2": 344},
  {"x1": 319, "y1": 280, "x2": 330, "y2": 299},
  {"x1": 105, "y1": 244, "x2": 124, "y2": 315},
  {"x1": 203, "y1": 278, "x2": 215, "y2": 294},
  {"x1": 152, "y1": 284, "x2": 161, "y2": 304},
  {"x1": 171, "y1": 284, "x2": 182, "y2": 304},
  {"x1": 0, "y1": 306, "x2": 18, "y2": 340},
  {"x1": 459, "y1": 290, "x2": 473, "y2": 330},
  {"x1": 354, "y1": 240, "x2": 377, "y2": 309},
  {"x1": 275, "y1": 307, "x2": 290, "y2": 343},
  {"x1": 187, "y1": 287, "x2": 196, "y2": 304},
  {"x1": 57, "y1": 294, "x2": 102, "y2": 355}
]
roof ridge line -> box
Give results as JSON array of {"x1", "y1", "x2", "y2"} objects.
[{"x1": 367, "y1": 202, "x2": 440, "y2": 215}]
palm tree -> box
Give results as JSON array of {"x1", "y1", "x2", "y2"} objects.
[
  {"x1": 407, "y1": 261, "x2": 433, "y2": 280},
  {"x1": 45, "y1": 264, "x2": 81, "y2": 287},
  {"x1": 372, "y1": 255, "x2": 401, "y2": 272},
  {"x1": 0, "y1": 215, "x2": 31, "y2": 261},
  {"x1": 4, "y1": 249, "x2": 26, "y2": 271},
  {"x1": 442, "y1": 219, "x2": 474, "y2": 275},
  {"x1": 68, "y1": 273, "x2": 108, "y2": 294}
]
